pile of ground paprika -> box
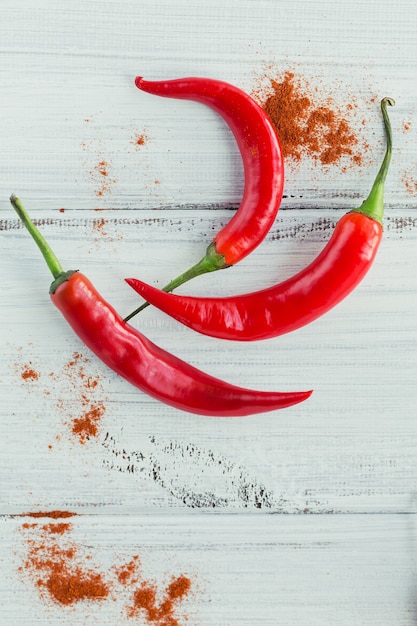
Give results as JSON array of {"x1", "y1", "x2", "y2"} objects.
[{"x1": 255, "y1": 70, "x2": 366, "y2": 167}]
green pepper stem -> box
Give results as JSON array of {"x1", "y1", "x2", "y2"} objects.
[
  {"x1": 9, "y1": 195, "x2": 77, "y2": 293},
  {"x1": 124, "y1": 242, "x2": 227, "y2": 322},
  {"x1": 355, "y1": 97, "x2": 395, "y2": 224},
  {"x1": 10, "y1": 194, "x2": 63, "y2": 278}
]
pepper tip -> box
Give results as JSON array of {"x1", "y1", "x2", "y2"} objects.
[{"x1": 134, "y1": 76, "x2": 144, "y2": 89}]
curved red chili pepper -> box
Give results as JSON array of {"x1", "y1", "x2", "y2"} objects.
[
  {"x1": 126, "y1": 98, "x2": 394, "y2": 342},
  {"x1": 124, "y1": 75, "x2": 284, "y2": 322},
  {"x1": 10, "y1": 196, "x2": 311, "y2": 416}
]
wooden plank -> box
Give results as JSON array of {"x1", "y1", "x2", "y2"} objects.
[
  {"x1": 1, "y1": 513, "x2": 415, "y2": 625},
  {"x1": 0, "y1": 1, "x2": 416, "y2": 211}
]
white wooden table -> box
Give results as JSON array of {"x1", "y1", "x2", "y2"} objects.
[{"x1": 1, "y1": 1, "x2": 417, "y2": 623}]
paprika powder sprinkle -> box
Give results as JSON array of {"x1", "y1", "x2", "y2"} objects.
[
  {"x1": 256, "y1": 70, "x2": 364, "y2": 167},
  {"x1": 132, "y1": 131, "x2": 149, "y2": 149},
  {"x1": 43, "y1": 522, "x2": 72, "y2": 534},
  {"x1": 21, "y1": 364, "x2": 40, "y2": 381},
  {"x1": 22, "y1": 510, "x2": 77, "y2": 519},
  {"x1": 18, "y1": 516, "x2": 195, "y2": 622},
  {"x1": 88, "y1": 159, "x2": 117, "y2": 198},
  {"x1": 115, "y1": 555, "x2": 140, "y2": 586},
  {"x1": 20, "y1": 516, "x2": 111, "y2": 606},
  {"x1": 61, "y1": 352, "x2": 107, "y2": 443},
  {"x1": 128, "y1": 574, "x2": 192, "y2": 625},
  {"x1": 72, "y1": 399, "x2": 106, "y2": 443},
  {"x1": 16, "y1": 348, "x2": 108, "y2": 444},
  {"x1": 402, "y1": 169, "x2": 417, "y2": 196}
]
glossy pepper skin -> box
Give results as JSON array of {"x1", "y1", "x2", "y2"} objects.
[
  {"x1": 10, "y1": 196, "x2": 312, "y2": 416},
  {"x1": 124, "y1": 76, "x2": 284, "y2": 322},
  {"x1": 126, "y1": 98, "x2": 394, "y2": 342},
  {"x1": 52, "y1": 272, "x2": 312, "y2": 415},
  {"x1": 127, "y1": 213, "x2": 381, "y2": 341}
]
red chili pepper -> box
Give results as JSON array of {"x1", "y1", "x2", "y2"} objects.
[
  {"x1": 126, "y1": 98, "x2": 394, "y2": 342},
  {"x1": 124, "y1": 75, "x2": 284, "y2": 322},
  {"x1": 10, "y1": 196, "x2": 311, "y2": 416}
]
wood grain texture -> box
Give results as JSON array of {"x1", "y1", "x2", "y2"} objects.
[
  {"x1": 1, "y1": 0, "x2": 417, "y2": 623},
  {"x1": 2, "y1": 513, "x2": 417, "y2": 625}
]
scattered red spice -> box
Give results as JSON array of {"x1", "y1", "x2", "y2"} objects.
[
  {"x1": 72, "y1": 399, "x2": 107, "y2": 443},
  {"x1": 94, "y1": 217, "x2": 106, "y2": 231},
  {"x1": 130, "y1": 583, "x2": 159, "y2": 620},
  {"x1": 98, "y1": 161, "x2": 108, "y2": 178},
  {"x1": 402, "y1": 170, "x2": 417, "y2": 196},
  {"x1": 132, "y1": 131, "x2": 149, "y2": 149},
  {"x1": 58, "y1": 208, "x2": 65, "y2": 213},
  {"x1": 18, "y1": 518, "x2": 195, "y2": 621},
  {"x1": 115, "y1": 555, "x2": 140, "y2": 586},
  {"x1": 92, "y1": 216, "x2": 109, "y2": 239},
  {"x1": 22, "y1": 511, "x2": 77, "y2": 520},
  {"x1": 19, "y1": 517, "x2": 111, "y2": 607},
  {"x1": 21, "y1": 363, "x2": 40, "y2": 381},
  {"x1": 16, "y1": 348, "x2": 108, "y2": 445},
  {"x1": 402, "y1": 120, "x2": 412, "y2": 132},
  {"x1": 81, "y1": 110, "x2": 117, "y2": 201},
  {"x1": 128, "y1": 575, "x2": 192, "y2": 625},
  {"x1": 253, "y1": 70, "x2": 366, "y2": 169},
  {"x1": 90, "y1": 159, "x2": 117, "y2": 198},
  {"x1": 42, "y1": 523, "x2": 72, "y2": 534},
  {"x1": 59, "y1": 352, "x2": 107, "y2": 444},
  {"x1": 66, "y1": 352, "x2": 83, "y2": 368}
]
